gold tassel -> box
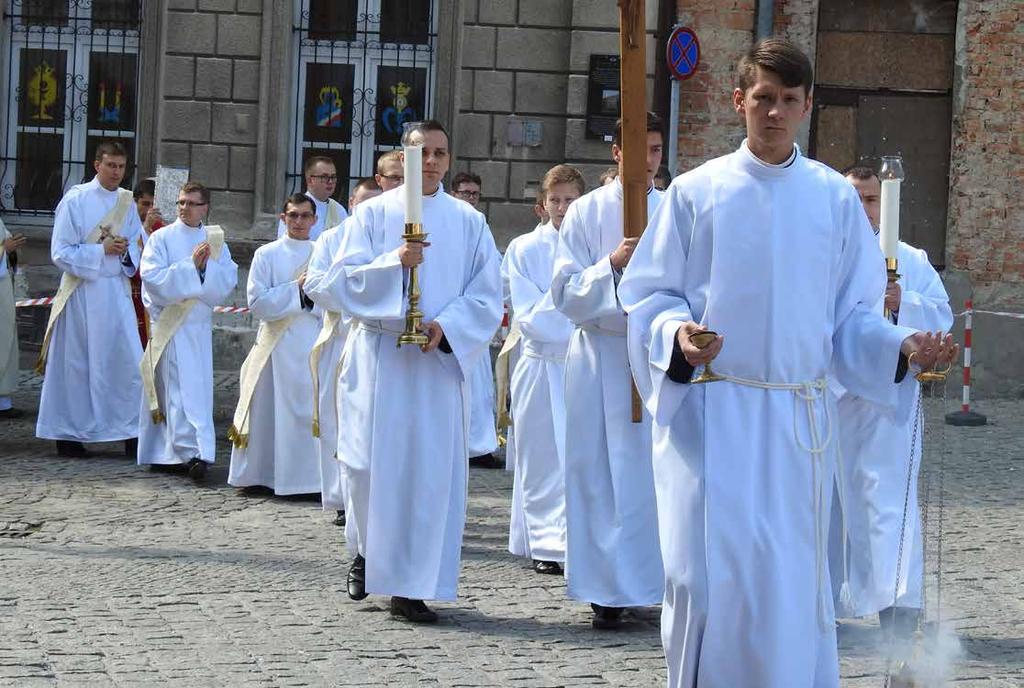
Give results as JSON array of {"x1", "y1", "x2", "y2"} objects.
[
  {"x1": 34, "y1": 356, "x2": 46, "y2": 375},
  {"x1": 151, "y1": 409, "x2": 165, "y2": 424},
  {"x1": 311, "y1": 419, "x2": 320, "y2": 438}
]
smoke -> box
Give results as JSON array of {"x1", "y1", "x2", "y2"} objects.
[{"x1": 887, "y1": 621, "x2": 964, "y2": 687}]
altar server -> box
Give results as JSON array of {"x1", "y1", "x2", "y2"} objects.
[
  {"x1": 506, "y1": 165, "x2": 582, "y2": 575},
  {"x1": 551, "y1": 114, "x2": 666, "y2": 630},
  {"x1": 228, "y1": 193, "x2": 323, "y2": 495},
  {"x1": 137, "y1": 182, "x2": 238, "y2": 481},
  {"x1": 277, "y1": 156, "x2": 348, "y2": 240},
  {"x1": 829, "y1": 166, "x2": 953, "y2": 637},
  {"x1": 36, "y1": 141, "x2": 144, "y2": 457},
  {"x1": 318, "y1": 121, "x2": 502, "y2": 623},
  {"x1": 304, "y1": 177, "x2": 382, "y2": 526},
  {"x1": 618, "y1": 39, "x2": 958, "y2": 687}
]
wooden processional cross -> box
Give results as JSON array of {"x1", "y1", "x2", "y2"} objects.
[{"x1": 618, "y1": 0, "x2": 647, "y2": 423}]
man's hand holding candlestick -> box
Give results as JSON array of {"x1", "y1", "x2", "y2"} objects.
[
  {"x1": 399, "y1": 239, "x2": 429, "y2": 268},
  {"x1": 885, "y1": 280, "x2": 902, "y2": 314},
  {"x1": 420, "y1": 321, "x2": 444, "y2": 353}
]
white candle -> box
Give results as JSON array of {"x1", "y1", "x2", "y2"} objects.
[
  {"x1": 879, "y1": 178, "x2": 900, "y2": 259},
  {"x1": 403, "y1": 145, "x2": 423, "y2": 224}
]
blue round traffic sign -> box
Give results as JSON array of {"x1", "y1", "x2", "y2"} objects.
[{"x1": 667, "y1": 26, "x2": 700, "y2": 81}]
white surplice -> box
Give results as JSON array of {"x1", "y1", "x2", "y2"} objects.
[
  {"x1": 500, "y1": 228, "x2": 537, "y2": 472},
  {"x1": 829, "y1": 240, "x2": 952, "y2": 618},
  {"x1": 467, "y1": 350, "x2": 499, "y2": 457},
  {"x1": 276, "y1": 193, "x2": 348, "y2": 241},
  {"x1": 506, "y1": 222, "x2": 573, "y2": 563},
  {"x1": 137, "y1": 220, "x2": 238, "y2": 465},
  {"x1": 551, "y1": 179, "x2": 665, "y2": 607},
  {"x1": 320, "y1": 184, "x2": 502, "y2": 601},
  {"x1": 36, "y1": 178, "x2": 144, "y2": 442},
  {"x1": 618, "y1": 141, "x2": 919, "y2": 688},
  {"x1": 303, "y1": 218, "x2": 351, "y2": 512},
  {"x1": 228, "y1": 236, "x2": 322, "y2": 495}
]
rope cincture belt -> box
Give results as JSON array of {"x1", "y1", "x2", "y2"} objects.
[
  {"x1": 715, "y1": 373, "x2": 834, "y2": 632},
  {"x1": 356, "y1": 321, "x2": 406, "y2": 337},
  {"x1": 579, "y1": 323, "x2": 626, "y2": 338},
  {"x1": 521, "y1": 341, "x2": 568, "y2": 364}
]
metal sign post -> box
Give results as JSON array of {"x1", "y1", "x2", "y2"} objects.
[{"x1": 665, "y1": 26, "x2": 701, "y2": 178}]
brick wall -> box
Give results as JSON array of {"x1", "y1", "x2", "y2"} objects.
[
  {"x1": 159, "y1": 0, "x2": 263, "y2": 237},
  {"x1": 946, "y1": 0, "x2": 1024, "y2": 306}
]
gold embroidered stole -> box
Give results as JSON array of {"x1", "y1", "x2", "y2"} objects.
[
  {"x1": 35, "y1": 187, "x2": 134, "y2": 374},
  {"x1": 139, "y1": 225, "x2": 225, "y2": 423},
  {"x1": 227, "y1": 244, "x2": 313, "y2": 448}
]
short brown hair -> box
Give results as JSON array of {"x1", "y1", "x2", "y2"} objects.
[
  {"x1": 351, "y1": 177, "x2": 380, "y2": 195},
  {"x1": 180, "y1": 181, "x2": 210, "y2": 205},
  {"x1": 400, "y1": 119, "x2": 449, "y2": 147},
  {"x1": 843, "y1": 165, "x2": 878, "y2": 182},
  {"x1": 304, "y1": 156, "x2": 336, "y2": 175},
  {"x1": 451, "y1": 171, "x2": 482, "y2": 190},
  {"x1": 542, "y1": 164, "x2": 585, "y2": 197},
  {"x1": 281, "y1": 192, "x2": 315, "y2": 214},
  {"x1": 376, "y1": 150, "x2": 402, "y2": 173},
  {"x1": 613, "y1": 112, "x2": 664, "y2": 148},
  {"x1": 737, "y1": 38, "x2": 814, "y2": 95},
  {"x1": 94, "y1": 140, "x2": 127, "y2": 162}
]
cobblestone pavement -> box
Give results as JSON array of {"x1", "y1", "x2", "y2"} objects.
[{"x1": 1, "y1": 374, "x2": 1021, "y2": 687}]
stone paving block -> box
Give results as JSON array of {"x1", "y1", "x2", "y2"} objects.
[
  {"x1": 217, "y1": 14, "x2": 262, "y2": 58},
  {"x1": 195, "y1": 57, "x2": 234, "y2": 99},
  {"x1": 166, "y1": 12, "x2": 217, "y2": 55},
  {"x1": 0, "y1": 393, "x2": 1021, "y2": 686}
]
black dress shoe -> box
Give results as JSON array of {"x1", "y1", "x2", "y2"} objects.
[
  {"x1": 56, "y1": 440, "x2": 89, "y2": 457},
  {"x1": 347, "y1": 554, "x2": 368, "y2": 601},
  {"x1": 468, "y1": 453, "x2": 502, "y2": 469},
  {"x1": 123, "y1": 437, "x2": 138, "y2": 458},
  {"x1": 332, "y1": 510, "x2": 346, "y2": 526},
  {"x1": 187, "y1": 458, "x2": 207, "y2": 482},
  {"x1": 390, "y1": 596, "x2": 438, "y2": 623},
  {"x1": 532, "y1": 560, "x2": 563, "y2": 575},
  {"x1": 591, "y1": 603, "x2": 624, "y2": 630}
]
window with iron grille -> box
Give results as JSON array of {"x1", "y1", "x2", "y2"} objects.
[
  {"x1": 290, "y1": 0, "x2": 437, "y2": 201},
  {"x1": 0, "y1": 0, "x2": 142, "y2": 220}
]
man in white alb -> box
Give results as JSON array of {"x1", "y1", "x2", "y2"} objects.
[
  {"x1": 228, "y1": 193, "x2": 323, "y2": 496},
  {"x1": 828, "y1": 165, "x2": 953, "y2": 638},
  {"x1": 277, "y1": 156, "x2": 348, "y2": 241},
  {"x1": 551, "y1": 114, "x2": 666, "y2": 630},
  {"x1": 36, "y1": 141, "x2": 144, "y2": 458},
  {"x1": 317, "y1": 120, "x2": 502, "y2": 623},
  {"x1": 618, "y1": 39, "x2": 958, "y2": 687},
  {"x1": 137, "y1": 181, "x2": 238, "y2": 481}
]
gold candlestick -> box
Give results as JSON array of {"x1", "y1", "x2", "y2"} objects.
[
  {"x1": 689, "y1": 330, "x2": 724, "y2": 384},
  {"x1": 885, "y1": 256, "x2": 900, "y2": 320},
  {"x1": 397, "y1": 222, "x2": 429, "y2": 347}
]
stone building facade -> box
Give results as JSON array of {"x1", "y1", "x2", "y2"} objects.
[{"x1": 1, "y1": 0, "x2": 1021, "y2": 391}]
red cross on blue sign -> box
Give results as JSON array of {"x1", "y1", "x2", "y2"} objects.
[{"x1": 667, "y1": 27, "x2": 701, "y2": 81}]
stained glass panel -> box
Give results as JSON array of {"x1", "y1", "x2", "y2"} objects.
[
  {"x1": 303, "y1": 62, "x2": 355, "y2": 144},
  {"x1": 375, "y1": 66, "x2": 427, "y2": 147},
  {"x1": 88, "y1": 52, "x2": 138, "y2": 132},
  {"x1": 18, "y1": 49, "x2": 67, "y2": 128}
]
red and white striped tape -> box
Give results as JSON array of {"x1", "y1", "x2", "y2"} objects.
[{"x1": 15, "y1": 296, "x2": 250, "y2": 314}]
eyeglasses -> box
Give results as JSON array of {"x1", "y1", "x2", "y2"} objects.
[
  {"x1": 285, "y1": 212, "x2": 316, "y2": 221},
  {"x1": 310, "y1": 174, "x2": 338, "y2": 182},
  {"x1": 176, "y1": 200, "x2": 208, "y2": 208},
  {"x1": 379, "y1": 174, "x2": 404, "y2": 182},
  {"x1": 456, "y1": 189, "x2": 481, "y2": 199}
]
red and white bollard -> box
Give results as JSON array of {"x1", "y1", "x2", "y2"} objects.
[{"x1": 946, "y1": 298, "x2": 987, "y2": 426}]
